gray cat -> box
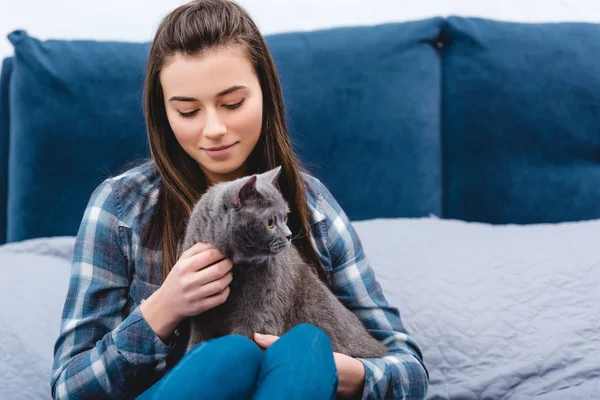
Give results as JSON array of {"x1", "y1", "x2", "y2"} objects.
[{"x1": 179, "y1": 166, "x2": 387, "y2": 358}]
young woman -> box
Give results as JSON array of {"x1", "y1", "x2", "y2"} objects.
[{"x1": 51, "y1": 1, "x2": 428, "y2": 399}]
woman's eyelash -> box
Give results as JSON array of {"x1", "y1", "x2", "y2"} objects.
[
  {"x1": 178, "y1": 110, "x2": 198, "y2": 118},
  {"x1": 177, "y1": 99, "x2": 244, "y2": 118},
  {"x1": 223, "y1": 99, "x2": 245, "y2": 110}
]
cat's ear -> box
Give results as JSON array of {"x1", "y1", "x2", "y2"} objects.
[
  {"x1": 233, "y1": 175, "x2": 258, "y2": 208},
  {"x1": 260, "y1": 165, "x2": 282, "y2": 186}
]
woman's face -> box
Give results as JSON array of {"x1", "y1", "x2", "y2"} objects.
[{"x1": 160, "y1": 45, "x2": 263, "y2": 184}]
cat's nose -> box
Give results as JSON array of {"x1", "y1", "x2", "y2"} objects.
[{"x1": 286, "y1": 234, "x2": 292, "y2": 241}]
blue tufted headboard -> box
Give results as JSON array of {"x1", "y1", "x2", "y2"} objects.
[
  {"x1": 0, "y1": 58, "x2": 11, "y2": 244},
  {"x1": 1, "y1": 17, "x2": 600, "y2": 244}
]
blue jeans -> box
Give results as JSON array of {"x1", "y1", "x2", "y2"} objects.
[{"x1": 137, "y1": 323, "x2": 338, "y2": 400}]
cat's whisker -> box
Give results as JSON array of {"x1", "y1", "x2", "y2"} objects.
[
  {"x1": 291, "y1": 231, "x2": 308, "y2": 241},
  {"x1": 290, "y1": 230, "x2": 304, "y2": 240}
]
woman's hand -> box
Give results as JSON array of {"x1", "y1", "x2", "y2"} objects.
[
  {"x1": 254, "y1": 333, "x2": 366, "y2": 399},
  {"x1": 141, "y1": 242, "x2": 233, "y2": 342}
]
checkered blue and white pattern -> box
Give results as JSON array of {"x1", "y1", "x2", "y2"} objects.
[{"x1": 51, "y1": 162, "x2": 428, "y2": 399}]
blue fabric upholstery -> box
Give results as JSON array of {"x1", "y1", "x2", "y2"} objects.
[
  {"x1": 5, "y1": 31, "x2": 151, "y2": 242},
  {"x1": 2, "y1": 17, "x2": 600, "y2": 243},
  {"x1": 0, "y1": 58, "x2": 11, "y2": 244},
  {"x1": 441, "y1": 17, "x2": 600, "y2": 224},
  {"x1": 269, "y1": 20, "x2": 443, "y2": 221},
  {"x1": 1, "y1": 19, "x2": 444, "y2": 243}
]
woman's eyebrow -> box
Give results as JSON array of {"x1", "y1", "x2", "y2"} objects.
[
  {"x1": 168, "y1": 85, "x2": 247, "y2": 102},
  {"x1": 168, "y1": 95, "x2": 197, "y2": 102},
  {"x1": 216, "y1": 85, "x2": 247, "y2": 97}
]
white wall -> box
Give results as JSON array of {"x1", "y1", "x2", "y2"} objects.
[{"x1": 2, "y1": 0, "x2": 600, "y2": 64}]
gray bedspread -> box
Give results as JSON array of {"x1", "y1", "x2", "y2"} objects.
[
  {"x1": 353, "y1": 217, "x2": 600, "y2": 399},
  {"x1": 0, "y1": 237, "x2": 74, "y2": 400},
  {"x1": 1, "y1": 218, "x2": 599, "y2": 399}
]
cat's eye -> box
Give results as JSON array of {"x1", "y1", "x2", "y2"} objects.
[{"x1": 267, "y1": 216, "x2": 277, "y2": 229}]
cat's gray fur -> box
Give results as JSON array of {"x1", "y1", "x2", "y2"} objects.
[{"x1": 179, "y1": 166, "x2": 387, "y2": 358}]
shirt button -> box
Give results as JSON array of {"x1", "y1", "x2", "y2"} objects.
[{"x1": 174, "y1": 329, "x2": 179, "y2": 336}]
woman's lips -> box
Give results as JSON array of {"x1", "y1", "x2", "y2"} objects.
[{"x1": 203, "y1": 142, "x2": 238, "y2": 159}]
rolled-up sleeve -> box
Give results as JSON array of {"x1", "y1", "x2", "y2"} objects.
[
  {"x1": 313, "y1": 178, "x2": 429, "y2": 399},
  {"x1": 51, "y1": 180, "x2": 173, "y2": 400}
]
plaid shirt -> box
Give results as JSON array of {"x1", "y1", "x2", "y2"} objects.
[{"x1": 51, "y1": 162, "x2": 428, "y2": 400}]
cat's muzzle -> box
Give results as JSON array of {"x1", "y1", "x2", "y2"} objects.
[{"x1": 270, "y1": 239, "x2": 290, "y2": 254}]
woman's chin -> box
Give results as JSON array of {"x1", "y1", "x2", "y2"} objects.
[{"x1": 199, "y1": 159, "x2": 248, "y2": 182}]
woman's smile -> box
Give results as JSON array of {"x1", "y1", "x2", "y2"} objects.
[{"x1": 202, "y1": 141, "x2": 240, "y2": 160}]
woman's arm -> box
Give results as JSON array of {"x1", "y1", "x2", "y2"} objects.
[
  {"x1": 313, "y1": 178, "x2": 429, "y2": 400},
  {"x1": 51, "y1": 180, "x2": 174, "y2": 400}
]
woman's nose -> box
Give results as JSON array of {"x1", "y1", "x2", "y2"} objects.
[{"x1": 203, "y1": 110, "x2": 227, "y2": 139}]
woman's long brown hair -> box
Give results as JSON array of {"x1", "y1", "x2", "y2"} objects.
[{"x1": 142, "y1": 0, "x2": 328, "y2": 284}]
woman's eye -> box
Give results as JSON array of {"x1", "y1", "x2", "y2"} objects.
[
  {"x1": 178, "y1": 110, "x2": 199, "y2": 118},
  {"x1": 223, "y1": 99, "x2": 245, "y2": 110},
  {"x1": 267, "y1": 216, "x2": 277, "y2": 229}
]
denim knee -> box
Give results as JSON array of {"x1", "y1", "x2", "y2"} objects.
[
  {"x1": 287, "y1": 323, "x2": 332, "y2": 345},
  {"x1": 186, "y1": 334, "x2": 263, "y2": 371},
  {"x1": 252, "y1": 324, "x2": 338, "y2": 400},
  {"x1": 149, "y1": 334, "x2": 263, "y2": 400}
]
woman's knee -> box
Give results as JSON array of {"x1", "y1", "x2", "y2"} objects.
[
  {"x1": 187, "y1": 334, "x2": 262, "y2": 357},
  {"x1": 288, "y1": 322, "x2": 325, "y2": 336},
  {"x1": 284, "y1": 323, "x2": 333, "y2": 351},
  {"x1": 253, "y1": 324, "x2": 338, "y2": 400},
  {"x1": 153, "y1": 334, "x2": 263, "y2": 399},
  {"x1": 186, "y1": 334, "x2": 263, "y2": 371}
]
